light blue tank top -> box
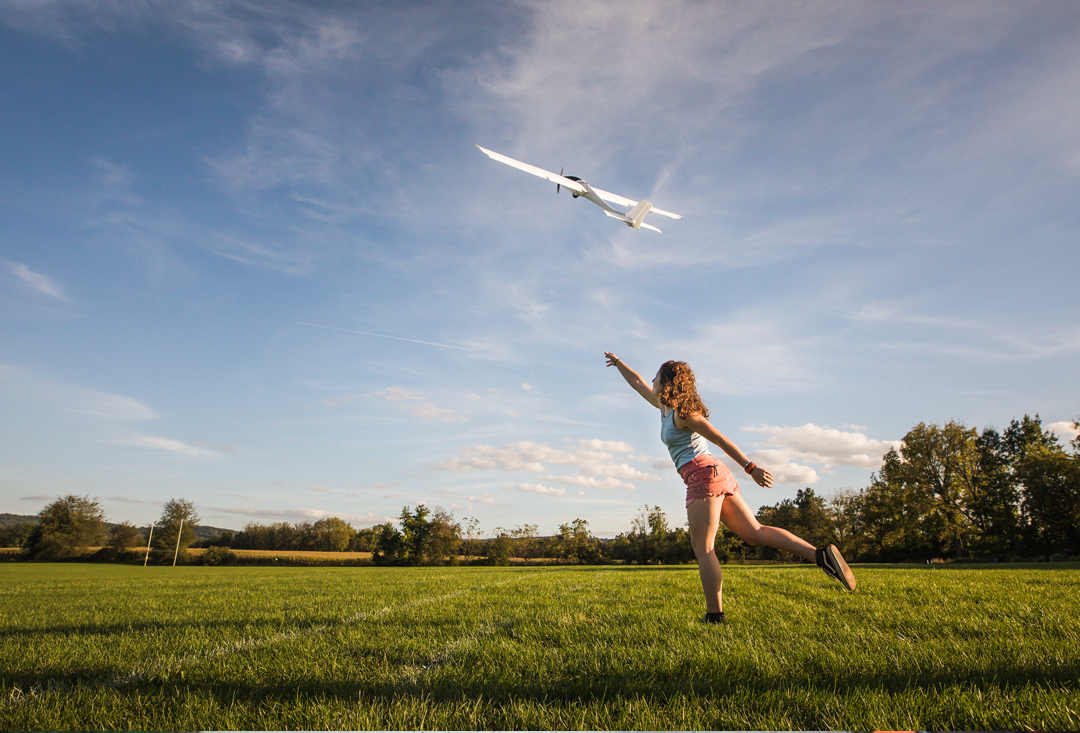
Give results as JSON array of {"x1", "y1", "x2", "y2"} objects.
[{"x1": 661, "y1": 408, "x2": 712, "y2": 470}]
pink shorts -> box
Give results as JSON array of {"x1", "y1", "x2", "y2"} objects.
[{"x1": 679, "y1": 455, "x2": 740, "y2": 508}]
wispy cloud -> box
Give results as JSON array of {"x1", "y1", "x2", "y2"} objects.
[
  {"x1": 367, "y1": 386, "x2": 469, "y2": 423},
  {"x1": 300, "y1": 322, "x2": 480, "y2": 352},
  {"x1": 111, "y1": 435, "x2": 222, "y2": 458},
  {"x1": 848, "y1": 304, "x2": 1080, "y2": 363},
  {"x1": 655, "y1": 309, "x2": 827, "y2": 397},
  {"x1": 0, "y1": 364, "x2": 158, "y2": 421},
  {"x1": 206, "y1": 505, "x2": 394, "y2": 527},
  {"x1": 6, "y1": 260, "x2": 68, "y2": 300}
]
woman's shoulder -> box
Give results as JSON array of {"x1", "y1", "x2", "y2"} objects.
[{"x1": 672, "y1": 408, "x2": 705, "y2": 429}]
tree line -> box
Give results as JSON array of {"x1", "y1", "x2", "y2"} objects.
[
  {"x1": 5, "y1": 414, "x2": 1077, "y2": 565},
  {"x1": 6, "y1": 497, "x2": 201, "y2": 563}
]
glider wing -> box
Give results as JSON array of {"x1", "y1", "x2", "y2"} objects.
[{"x1": 476, "y1": 146, "x2": 587, "y2": 195}]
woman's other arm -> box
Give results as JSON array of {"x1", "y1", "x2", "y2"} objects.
[{"x1": 677, "y1": 412, "x2": 773, "y2": 488}]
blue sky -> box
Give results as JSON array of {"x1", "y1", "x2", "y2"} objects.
[{"x1": 2, "y1": 1, "x2": 1078, "y2": 537}]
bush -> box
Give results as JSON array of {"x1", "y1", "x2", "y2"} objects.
[{"x1": 200, "y1": 546, "x2": 237, "y2": 566}]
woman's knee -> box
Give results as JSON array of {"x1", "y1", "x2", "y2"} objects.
[
  {"x1": 691, "y1": 538, "x2": 716, "y2": 558},
  {"x1": 739, "y1": 527, "x2": 766, "y2": 547}
]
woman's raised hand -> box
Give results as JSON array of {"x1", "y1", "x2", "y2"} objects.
[{"x1": 604, "y1": 352, "x2": 620, "y2": 367}]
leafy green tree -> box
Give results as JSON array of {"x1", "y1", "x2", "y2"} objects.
[
  {"x1": 996, "y1": 414, "x2": 1079, "y2": 555},
  {"x1": 715, "y1": 526, "x2": 749, "y2": 564},
  {"x1": 151, "y1": 498, "x2": 200, "y2": 562},
  {"x1": 964, "y1": 428, "x2": 1023, "y2": 557},
  {"x1": 858, "y1": 448, "x2": 938, "y2": 561},
  {"x1": 372, "y1": 521, "x2": 403, "y2": 565},
  {"x1": 511, "y1": 523, "x2": 539, "y2": 560},
  {"x1": 426, "y1": 507, "x2": 461, "y2": 565},
  {"x1": 310, "y1": 517, "x2": 355, "y2": 552},
  {"x1": 897, "y1": 421, "x2": 984, "y2": 559},
  {"x1": 108, "y1": 522, "x2": 145, "y2": 552},
  {"x1": 556, "y1": 518, "x2": 601, "y2": 564},
  {"x1": 619, "y1": 506, "x2": 671, "y2": 564},
  {"x1": 196, "y1": 529, "x2": 235, "y2": 548},
  {"x1": 486, "y1": 528, "x2": 512, "y2": 565},
  {"x1": 756, "y1": 488, "x2": 835, "y2": 561},
  {"x1": 24, "y1": 495, "x2": 108, "y2": 560},
  {"x1": 399, "y1": 505, "x2": 432, "y2": 565},
  {"x1": 1015, "y1": 443, "x2": 1080, "y2": 555},
  {"x1": 348, "y1": 526, "x2": 379, "y2": 552},
  {"x1": 827, "y1": 489, "x2": 868, "y2": 560},
  {"x1": 0, "y1": 522, "x2": 35, "y2": 549}
]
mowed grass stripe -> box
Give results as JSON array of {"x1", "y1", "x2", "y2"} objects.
[
  {"x1": 1, "y1": 564, "x2": 1078, "y2": 730},
  {"x1": 112, "y1": 569, "x2": 536, "y2": 688},
  {"x1": 0, "y1": 567, "x2": 656, "y2": 695}
]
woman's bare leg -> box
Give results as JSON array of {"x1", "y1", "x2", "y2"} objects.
[
  {"x1": 719, "y1": 491, "x2": 817, "y2": 561},
  {"x1": 687, "y1": 497, "x2": 726, "y2": 613}
]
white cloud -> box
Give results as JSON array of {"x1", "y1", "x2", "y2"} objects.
[
  {"x1": 1047, "y1": 421, "x2": 1079, "y2": 443},
  {"x1": 745, "y1": 454, "x2": 821, "y2": 486},
  {"x1": 743, "y1": 423, "x2": 901, "y2": 477},
  {"x1": 514, "y1": 483, "x2": 565, "y2": 496},
  {"x1": 435, "y1": 439, "x2": 663, "y2": 492},
  {"x1": 538, "y1": 475, "x2": 634, "y2": 491}
]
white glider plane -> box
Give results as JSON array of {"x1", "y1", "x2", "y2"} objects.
[{"x1": 477, "y1": 145, "x2": 683, "y2": 233}]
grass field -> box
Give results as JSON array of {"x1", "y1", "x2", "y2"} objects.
[{"x1": 1, "y1": 563, "x2": 1077, "y2": 730}]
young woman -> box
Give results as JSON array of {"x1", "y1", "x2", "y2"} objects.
[{"x1": 604, "y1": 352, "x2": 856, "y2": 623}]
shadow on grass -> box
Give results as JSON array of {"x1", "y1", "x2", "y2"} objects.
[
  {"x1": 0, "y1": 616, "x2": 361, "y2": 641},
  {"x1": 10, "y1": 655, "x2": 1070, "y2": 719},
  {"x1": 8, "y1": 645, "x2": 1076, "y2": 713}
]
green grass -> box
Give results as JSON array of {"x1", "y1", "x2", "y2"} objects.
[{"x1": 1, "y1": 563, "x2": 1077, "y2": 730}]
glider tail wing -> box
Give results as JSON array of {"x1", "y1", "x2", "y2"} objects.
[{"x1": 626, "y1": 200, "x2": 653, "y2": 229}]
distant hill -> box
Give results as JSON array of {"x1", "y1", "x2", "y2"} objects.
[
  {"x1": 1, "y1": 513, "x2": 39, "y2": 528},
  {"x1": 0, "y1": 513, "x2": 235, "y2": 540}
]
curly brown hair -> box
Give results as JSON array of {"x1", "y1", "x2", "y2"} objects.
[{"x1": 655, "y1": 361, "x2": 709, "y2": 418}]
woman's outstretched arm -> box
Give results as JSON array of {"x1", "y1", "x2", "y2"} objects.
[
  {"x1": 604, "y1": 352, "x2": 660, "y2": 408},
  {"x1": 678, "y1": 412, "x2": 774, "y2": 488}
]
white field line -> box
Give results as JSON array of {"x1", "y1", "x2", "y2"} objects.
[
  {"x1": 331, "y1": 616, "x2": 509, "y2": 728},
  {"x1": 391, "y1": 619, "x2": 511, "y2": 690},
  {"x1": 390, "y1": 571, "x2": 619, "y2": 691}
]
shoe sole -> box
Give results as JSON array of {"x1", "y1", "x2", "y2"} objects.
[{"x1": 824, "y1": 545, "x2": 856, "y2": 591}]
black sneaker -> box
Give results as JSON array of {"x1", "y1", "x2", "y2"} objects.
[
  {"x1": 816, "y1": 544, "x2": 856, "y2": 591},
  {"x1": 702, "y1": 611, "x2": 725, "y2": 624}
]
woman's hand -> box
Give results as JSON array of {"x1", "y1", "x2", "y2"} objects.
[
  {"x1": 750, "y1": 466, "x2": 774, "y2": 489},
  {"x1": 604, "y1": 351, "x2": 620, "y2": 367}
]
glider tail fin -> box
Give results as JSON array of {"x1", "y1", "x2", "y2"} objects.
[{"x1": 625, "y1": 200, "x2": 653, "y2": 229}]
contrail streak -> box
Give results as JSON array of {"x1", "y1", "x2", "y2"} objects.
[{"x1": 296, "y1": 322, "x2": 479, "y2": 352}]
